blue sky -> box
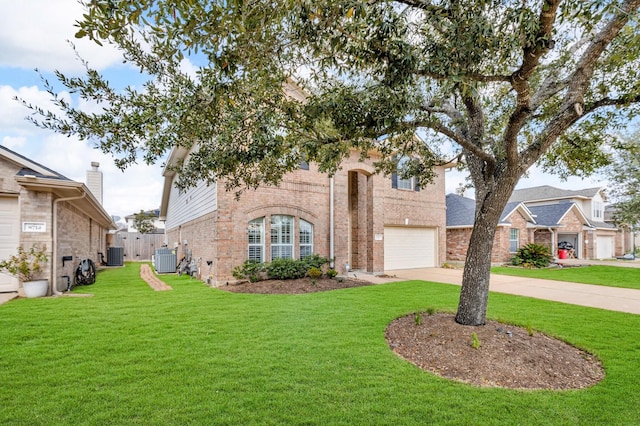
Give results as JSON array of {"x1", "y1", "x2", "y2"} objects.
[{"x1": 0, "y1": 1, "x2": 604, "y2": 220}]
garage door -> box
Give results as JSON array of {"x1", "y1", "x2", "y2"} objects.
[
  {"x1": 596, "y1": 236, "x2": 614, "y2": 259},
  {"x1": 0, "y1": 197, "x2": 20, "y2": 292},
  {"x1": 384, "y1": 227, "x2": 436, "y2": 270}
]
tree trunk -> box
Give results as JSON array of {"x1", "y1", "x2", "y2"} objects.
[{"x1": 455, "y1": 186, "x2": 515, "y2": 326}]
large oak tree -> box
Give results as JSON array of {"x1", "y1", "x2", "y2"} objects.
[{"x1": 25, "y1": 0, "x2": 640, "y2": 325}]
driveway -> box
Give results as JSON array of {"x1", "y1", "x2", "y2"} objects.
[{"x1": 386, "y1": 267, "x2": 640, "y2": 315}]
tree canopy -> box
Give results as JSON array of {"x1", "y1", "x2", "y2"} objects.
[
  {"x1": 133, "y1": 209, "x2": 157, "y2": 234},
  {"x1": 607, "y1": 134, "x2": 640, "y2": 230},
  {"x1": 23, "y1": 0, "x2": 640, "y2": 325}
]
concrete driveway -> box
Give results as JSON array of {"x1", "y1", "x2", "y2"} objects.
[{"x1": 386, "y1": 267, "x2": 640, "y2": 315}]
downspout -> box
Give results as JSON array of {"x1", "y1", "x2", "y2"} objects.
[
  {"x1": 329, "y1": 177, "x2": 334, "y2": 268},
  {"x1": 52, "y1": 190, "x2": 86, "y2": 295}
]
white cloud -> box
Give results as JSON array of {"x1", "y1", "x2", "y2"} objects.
[
  {"x1": 1, "y1": 83, "x2": 165, "y2": 219},
  {"x1": 0, "y1": 0, "x2": 124, "y2": 73}
]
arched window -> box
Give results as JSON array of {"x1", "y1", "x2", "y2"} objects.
[
  {"x1": 271, "y1": 215, "x2": 294, "y2": 260},
  {"x1": 248, "y1": 217, "x2": 264, "y2": 262},
  {"x1": 299, "y1": 220, "x2": 313, "y2": 259}
]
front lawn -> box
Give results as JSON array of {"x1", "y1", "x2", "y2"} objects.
[
  {"x1": 491, "y1": 265, "x2": 640, "y2": 290},
  {"x1": 1, "y1": 263, "x2": 639, "y2": 425}
]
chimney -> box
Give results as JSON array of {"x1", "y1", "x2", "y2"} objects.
[{"x1": 86, "y1": 161, "x2": 103, "y2": 204}]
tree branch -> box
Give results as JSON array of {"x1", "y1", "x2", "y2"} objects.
[
  {"x1": 504, "y1": 0, "x2": 561, "y2": 166},
  {"x1": 521, "y1": 0, "x2": 640, "y2": 168}
]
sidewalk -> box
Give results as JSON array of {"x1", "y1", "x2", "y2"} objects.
[{"x1": 386, "y1": 268, "x2": 640, "y2": 315}]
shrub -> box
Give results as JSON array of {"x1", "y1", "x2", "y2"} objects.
[
  {"x1": 300, "y1": 254, "x2": 331, "y2": 270},
  {"x1": 307, "y1": 267, "x2": 323, "y2": 279},
  {"x1": 267, "y1": 258, "x2": 307, "y2": 280},
  {"x1": 0, "y1": 244, "x2": 48, "y2": 282},
  {"x1": 326, "y1": 268, "x2": 338, "y2": 279},
  {"x1": 511, "y1": 243, "x2": 553, "y2": 268},
  {"x1": 233, "y1": 255, "x2": 334, "y2": 282},
  {"x1": 232, "y1": 260, "x2": 265, "y2": 282}
]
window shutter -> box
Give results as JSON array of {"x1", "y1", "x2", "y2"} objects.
[
  {"x1": 414, "y1": 178, "x2": 420, "y2": 192},
  {"x1": 391, "y1": 172, "x2": 398, "y2": 189}
]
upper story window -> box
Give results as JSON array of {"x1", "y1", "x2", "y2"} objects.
[
  {"x1": 392, "y1": 156, "x2": 420, "y2": 191},
  {"x1": 271, "y1": 215, "x2": 294, "y2": 260},
  {"x1": 593, "y1": 201, "x2": 603, "y2": 220}
]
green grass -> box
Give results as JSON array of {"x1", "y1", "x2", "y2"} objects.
[
  {"x1": 491, "y1": 265, "x2": 640, "y2": 290},
  {"x1": 1, "y1": 263, "x2": 639, "y2": 425}
]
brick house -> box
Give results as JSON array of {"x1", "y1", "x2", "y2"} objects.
[
  {"x1": 445, "y1": 194, "x2": 536, "y2": 263},
  {"x1": 159, "y1": 147, "x2": 448, "y2": 284},
  {"x1": 446, "y1": 185, "x2": 623, "y2": 263},
  {"x1": 510, "y1": 186, "x2": 620, "y2": 259},
  {"x1": 0, "y1": 146, "x2": 115, "y2": 295}
]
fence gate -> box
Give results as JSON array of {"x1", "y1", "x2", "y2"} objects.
[{"x1": 107, "y1": 232, "x2": 167, "y2": 262}]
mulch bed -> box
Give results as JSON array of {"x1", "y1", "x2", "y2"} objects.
[
  {"x1": 386, "y1": 312, "x2": 604, "y2": 390},
  {"x1": 220, "y1": 276, "x2": 375, "y2": 294}
]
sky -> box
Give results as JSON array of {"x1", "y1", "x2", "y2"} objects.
[{"x1": 0, "y1": 1, "x2": 606, "y2": 221}]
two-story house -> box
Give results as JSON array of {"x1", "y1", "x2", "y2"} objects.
[
  {"x1": 124, "y1": 209, "x2": 165, "y2": 234},
  {"x1": 446, "y1": 185, "x2": 623, "y2": 263},
  {"x1": 160, "y1": 146, "x2": 448, "y2": 284}
]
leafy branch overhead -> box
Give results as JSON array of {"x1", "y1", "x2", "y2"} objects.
[{"x1": 21, "y1": 0, "x2": 640, "y2": 325}]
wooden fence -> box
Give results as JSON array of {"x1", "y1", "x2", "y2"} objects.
[{"x1": 107, "y1": 232, "x2": 167, "y2": 262}]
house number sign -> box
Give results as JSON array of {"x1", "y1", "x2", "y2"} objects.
[{"x1": 22, "y1": 222, "x2": 46, "y2": 232}]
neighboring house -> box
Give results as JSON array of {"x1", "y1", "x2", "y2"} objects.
[
  {"x1": 124, "y1": 209, "x2": 165, "y2": 234},
  {"x1": 160, "y1": 147, "x2": 449, "y2": 284},
  {"x1": 446, "y1": 185, "x2": 623, "y2": 263},
  {"x1": 0, "y1": 146, "x2": 116, "y2": 295},
  {"x1": 510, "y1": 185, "x2": 620, "y2": 259},
  {"x1": 446, "y1": 194, "x2": 536, "y2": 263},
  {"x1": 604, "y1": 205, "x2": 639, "y2": 255}
]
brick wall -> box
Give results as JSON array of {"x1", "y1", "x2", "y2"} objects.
[
  {"x1": 166, "y1": 149, "x2": 448, "y2": 283},
  {"x1": 55, "y1": 201, "x2": 108, "y2": 290},
  {"x1": 446, "y1": 210, "x2": 532, "y2": 264}
]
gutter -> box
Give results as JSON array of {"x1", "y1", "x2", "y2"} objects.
[{"x1": 51, "y1": 189, "x2": 86, "y2": 295}]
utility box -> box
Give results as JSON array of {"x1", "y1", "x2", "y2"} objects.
[
  {"x1": 154, "y1": 249, "x2": 177, "y2": 273},
  {"x1": 107, "y1": 247, "x2": 124, "y2": 266}
]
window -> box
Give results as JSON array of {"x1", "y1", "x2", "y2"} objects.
[
  {"x1": 249, "y1": 216, "x2": 314, "y2": 262},
  {"x1": 392, "y1": 156, "x2": 420, "y2": 191},
  {"x1": 299, "y1": 220, "x2": 313, "y2": 258},
  {"x1": 509, "y1": 229, "x2": 519, "y2": 253},
  {"x1": 593, "y1": 201, "x2": 603, "y2": 220},
  {"x1": 271, "y1": 215, "x2": 294, "y2": 260},
  {"x1": 248, "y1": 218, "x2": 264, "y2": 262}
]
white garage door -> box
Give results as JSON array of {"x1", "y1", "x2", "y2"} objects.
[
  {"x1": 596, "y1": 236, "x2": 614, "y2": 259},
  {"x1": 0, "y1": 197, "x2": 20, "y2": 292},
  {"x1": 384, "y1": 227, "x2": 436, "y2": 270}
]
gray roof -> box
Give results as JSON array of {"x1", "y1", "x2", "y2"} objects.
[
  {"x1": 509, "y1": 185, "x2": 603, "y2": 203},
  {"x1": 588, "y1": 220, "x2": 617, "y2": 229},
  {"x1": 446, "y1": 194, "x2": 526, "y2": 227},
  {"x1": 1, "y1": 145, "x2": 70, "y2": 180},
  {"x1": 527, "y1": 203, "x2": 576, "y2": 227},
  {"x1": 446, "y1": 194, "x2": 477, "y2": 227}
]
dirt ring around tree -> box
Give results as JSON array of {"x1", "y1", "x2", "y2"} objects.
[{"x1": 385, "y1": 312, "x2": 605, "y2": 390}]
